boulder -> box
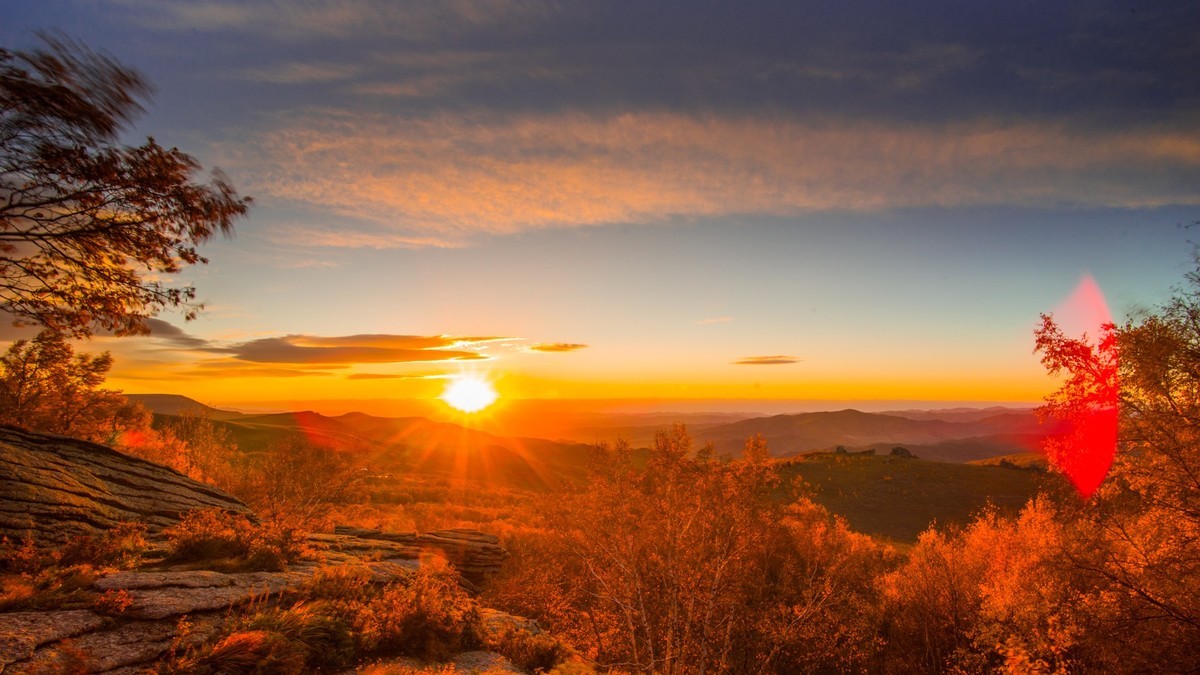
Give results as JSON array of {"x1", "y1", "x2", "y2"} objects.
[
  {"x1": 0, "y1": 427, "x2": 517, "y2": 672},
  {"x1": 331, "y1": 525, "x2": 509, "y2": 588},
  {"x1": 0, "y1": 426, "x2": 252, "y2": 547}
]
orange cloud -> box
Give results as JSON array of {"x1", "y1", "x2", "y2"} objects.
[
  {"x1": 734, "y1": 355, "x2": 800, "y2": 365},
  {"x1": 528, "y1": 342, "x2": 588, "y2": 353},
  {"x1": 224, "y1": 334, "x2": 492, "y2": 364},
  {"x1": 94, "y1": 323, "x2": 583, "y2": 382}
]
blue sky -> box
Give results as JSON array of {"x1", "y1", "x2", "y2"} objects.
[{"x1": 3, "y1": 1, "x2": 1197, "y2": 411}]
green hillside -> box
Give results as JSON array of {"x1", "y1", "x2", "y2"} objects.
[{"x1": 777, "y1": 452, "x2": 1060, "y2": 544}]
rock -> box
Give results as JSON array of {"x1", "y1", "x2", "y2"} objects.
[
  {"x1": 11, "y1": 615, "x2": 224, "y2": 674},
  {"x1": 0, "y1": 610, "x2": 105, "y2": 669},
  {"x1": 890, "y1": 446, "x2": 916, "y2": 458},
  {"x1": 0, "y1": 427, "x2": 517, "y2": 672},
  {"x1": 0, "y1": 426, "x2": 252, "y2": 547},
  {"x1": 478, "y1": 607, "x2": 543, "y2": 638},
  {"x1": 96, "y1": 569, "x2": 310, "y2": 620},
  {"x1": 332, "y1": 525, "x2": 509, "y2": 587},
  {"x1": 345, "y1": 651, "x2": 524, "y2": 674}
]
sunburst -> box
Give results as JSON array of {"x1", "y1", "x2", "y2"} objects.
[{"x1": 441, "y1": 374, "x2": 498, "y2": 413}]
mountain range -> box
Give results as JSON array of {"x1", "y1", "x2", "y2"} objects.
[{"x1": 128, "y1": 395, "x2": 1056, "y2": 478}]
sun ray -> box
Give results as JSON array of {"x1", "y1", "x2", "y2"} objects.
[{"x1": 441, "y1": 374, "x2": 498, "y2": 413}]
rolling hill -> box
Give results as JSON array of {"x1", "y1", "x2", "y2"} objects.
[
  {"x1": 777, "y1": 451, "x2": 1058, "y2": 543},
  {"x1": 132, "y1": 394, "x2": 1059, "y2": 542},
  {"x1": 693, "y1": 408, "x2": 1061, "y2": 462},
  {"x1": 125, "y1": 393, "x2": 244, "y2": 420}
]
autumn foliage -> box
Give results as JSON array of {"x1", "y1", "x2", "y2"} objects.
[
  {"x1": 0, "y1": 37, "x2": 248, "y2": 337},
  {"x1": 486, "y1": 426, "x2": 893, "y2": 673}
]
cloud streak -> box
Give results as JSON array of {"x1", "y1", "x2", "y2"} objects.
[
  {"x1": 117, "y1": 0, "x2": 564, "y2": 41},
  {"x1": 734, "y1": 355, "x2": 800, "y2": 365},
  {"x1": 528, "y1": 343, "x2": 588, "y2": 353},
  {"x1": 221, "y1": 110, "x2": 1200, "y2": 247},
  {"x1": 220, "y1": 334, "x2": 492, "y2": 364},
  {"x1": 237, "y1": 61, "x2": 362, "y2": 84},
  {"x1": 97, "y1": 322, "x2": 587, "y2": 380}
]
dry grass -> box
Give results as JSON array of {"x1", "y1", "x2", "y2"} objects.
[{"x1": 163, "y1": 509, "x2": 310, "y2": 572}]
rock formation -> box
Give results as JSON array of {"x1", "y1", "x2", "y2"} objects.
[
  {"x1": 0, "y1": 425, "x2": 517, "y2": 672},
  {"x1": 0, "y1": 426, "x2": 252, "y2": 546}
]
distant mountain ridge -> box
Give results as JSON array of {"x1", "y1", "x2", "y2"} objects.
[
  {"x1": 132, "y1": 395, "x2": 597, "y2": 490},
  {"x1": 130, "y1": 394, "x2": 1054, "y2": 468},
  {"x1": 125, "y1": 394, "x2": 244, "y2": 420},
  {"x1": 694, "y1": 408, "x2": 1057, "y2": 462}
]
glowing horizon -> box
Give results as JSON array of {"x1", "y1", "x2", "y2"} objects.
[{"x1": 3, "y1": 2, "x2": 1196, "y2": 420}]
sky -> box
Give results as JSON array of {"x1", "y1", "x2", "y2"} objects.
[{"x1": 3, "y1": 1, "x2": 1199, "y2": 416}]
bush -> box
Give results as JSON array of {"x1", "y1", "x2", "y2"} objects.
[
  {"x1": 56, "y1": 522, "x2": 147, "y2": 570},
  {"x1": 245, "y1": 601, "x2": 357, "y2": 670},
  {"x1": 164, "y1": 509, "x2": 309, "y2": 572},
  {"x1": 479, "y1": 623, "x2": 573, "y2": 672},
  {"x1": 0, "y1": 564, "x2": 100, "y2": 612},
  {"x1": 352, "y1": 558, "x2": 480, "y2": 661},
  {"x1": 0, "y1": 536, "x2": 44, "y2": 574}
]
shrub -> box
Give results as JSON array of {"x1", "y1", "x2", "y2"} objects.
[
  {"x1": 92, "y1": 588, "x2": 133, "y2": 616},
  {"x1": 353, "y1": 557, "x2": 480, "y2": 661},
  {"x1": 0, "y1": 536, "x2": 44, "y2": 574},
  {"x1": 163, "y1": 508, "x2": 309, "y2": 571},
  {"x1": 300, "y1": 563, "x2": 376, "y2": 602},
  {"x1": 243, "y1": 601, "x2": 357, "y2": 670},
  {"x1": 0, "y1": 564, "x2": 100, "y2": 612},
  {"x1": 480, "y1": 623, "x2": 573, "y2": 672},
  {"x1": 56, "y1": 522, "x2": 147, "y2": 570},
  {"x1": 194, "y1": 630, "x2": 305, "y2": 675}
]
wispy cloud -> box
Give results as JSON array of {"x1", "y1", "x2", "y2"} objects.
[
  {"x1": 219, "y1": 110, "x2": 1200, "y2": 247},
  {"x1": 189, "y1": 364, "x2": 340, "y2": 378},
  {"x1": 237, "y1": 61, "x2": 361, "y2": 84},
  {"x1": 345, "y1": 372, "x2": 449, "y2": 380},
  {"x1": 99, "y1": 322, "x2": 582, "y2": 379},
  {"x1": 140, "y1": 319, "x2": 214, "y2": 349},
  {"x1": 734, "y1": 355, "x2": 800, "y2": 365},
  {"x1": 222, "y1": 334, "x2": 493, "y2": 364},
  {"x1": 269, "y1": 227, "x2": 462, "y2": 250},
  {"x1": 116, "y1": 0, "x2": 563, "y2": 41},
  {"x1": 528, "y1": 342, "x2": 588, "y2": 353}
]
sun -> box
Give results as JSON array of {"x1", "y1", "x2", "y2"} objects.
[{"x1": 441, "y1": 375, "x2": 498, "y2": 413}]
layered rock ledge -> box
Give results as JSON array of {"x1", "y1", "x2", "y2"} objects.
[
  {"x1": 0, "y1": 426, "x2": 251, "y2": 546},
  {"x1": 0, "y1": 426, "x2": 517, "y2": 672}
]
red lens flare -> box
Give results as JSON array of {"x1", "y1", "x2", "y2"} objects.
[{"x1": 1040, "y1": 274, "x2": 1118, "y2": 498}]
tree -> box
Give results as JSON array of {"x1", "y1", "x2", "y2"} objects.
[
  {"x1": 1033, "y1": 267, "x2": 1200, "y2": 671},
  {"x1": 229, "y1": 436, "x2": 368, "y2": 529},
  {"x1": 0, "y1": 36, "x2": 249, "y2": 337},
  {"x1": 160, "y1": 409, "x2": 237, "y2": 485},
  {"x1": 0, "y1": 328, "x2": 144, "y2": 442},
  {"x1": 508, "y1": 426, "x2": 888, "y2": 673}
]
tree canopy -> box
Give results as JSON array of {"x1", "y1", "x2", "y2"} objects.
[
  {"x1": 0, "y1": 36, "x2": 249, "y2": 337},
  {"x1": 0, "y1": 328, "x2": 145, "y2": 442}
]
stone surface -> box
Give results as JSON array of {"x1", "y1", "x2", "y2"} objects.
[
  {"x1": 332, "y1": 525, "x2": 509, "y2": 587},
  {"x1": 0, "y1": 426, "x2": 252, "y2": 547},
  {"x1": 346, "y1": 651, "x2": 524, "y2": 674},
  {"x1": 0, "y1": 426, "x2": 517, "y2": 672},
  {"x1": 0, "y1": 610, "x2": 105, "y2": 669}
]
